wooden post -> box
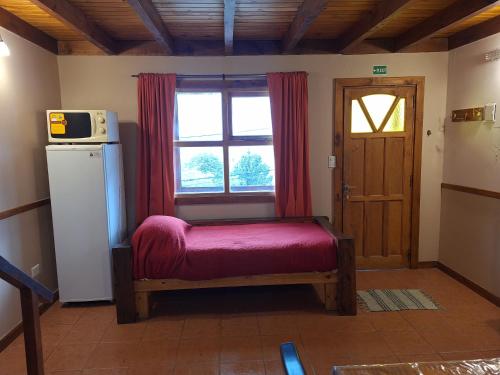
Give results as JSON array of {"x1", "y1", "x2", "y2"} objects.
[
  {"x1": 324, "y1": 283, "x2": 337, "y2": 311},
  {"x1": 135, "y1": 291, "x2": 151, "y2": 320},
  {"x1": 112, "y1": 245, "x2": 137, "y2": 323},
  {"x1": 20, "y1": 287, "x2": 44, "y2": 375},
  {"x1": 336, "y1": 237, "x2": 357, "y2": 315}
]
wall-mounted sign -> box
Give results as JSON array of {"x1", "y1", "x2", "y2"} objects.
[{"x1": 373, "y1": 65, "x2": 388, "y2": 75}]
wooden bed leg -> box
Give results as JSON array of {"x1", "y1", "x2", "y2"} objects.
[
  {"x1": 336, "y1": 236, "x2": 357, "y2": 315},
  {"x1": 324, "y1": 283, "x2": 336, "y2": 312},
  {"x1": 112, "y1": 244, "x2": 137, "y2": 324},
  {"x1": 135, "y1": 291, "x2": 151, "y2": 320}
]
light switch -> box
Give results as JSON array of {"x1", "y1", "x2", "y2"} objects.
[
  {"x1": 484, "y1": 103, "x2": 496, "y2": 122},
  {"x1": 328, "y1": 155, "x2": 336, "y2": 168}
]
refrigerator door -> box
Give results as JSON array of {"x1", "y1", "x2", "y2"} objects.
[{"x1": 46, "y1": 145, "x2": 113, "y2": 302}]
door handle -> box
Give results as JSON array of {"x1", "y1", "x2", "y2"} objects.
[{"x1": 343, "y1": 183, "x2": 356, "y2": 200}]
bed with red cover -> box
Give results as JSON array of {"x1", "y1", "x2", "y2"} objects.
[{"x1": 113, "y1": 216, "x2": 356, "y2": 323}]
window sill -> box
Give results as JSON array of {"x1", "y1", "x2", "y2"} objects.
[{"x1": 175, "y1": 193, "x2": 275, "y2": 205}]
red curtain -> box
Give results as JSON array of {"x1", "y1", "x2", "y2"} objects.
[
  {"x1": 267, "y1": 72, "x2": 312, "y2": 217},
  {"x1": 136, "y1": 73, "x2": 177, "y2": 226}
]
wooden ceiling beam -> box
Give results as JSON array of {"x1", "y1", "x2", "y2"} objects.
[
  {"x1": 282, "y1": 0, "x2": 328, "y2": 53},
  {"x1": 394, "y1": 0, "x2": 498, "y2": 51},
  {"x1": 224, "y1": 0, "x2": 236, "y2": 55},
  {"x1": 58, "y1": 38, "x2": 448, "y2": 57},
  {"x1": 126, "y1": 0, "x2": 174, "y2": 55},
  {"x1": 29, "y1": 0, "x2": 118, "y2": 54},
  {"x1": 0, "y1": 7, "x2": 58, "y2": 54},
  {"x1": 337, "y1": 0, "x2": 412, "y2": 53},
  {"x1": 449, "y1": 15, "x2": 500, "y2": 50}
]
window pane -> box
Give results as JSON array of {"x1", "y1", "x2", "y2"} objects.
[
  {"x1": 231, "y1": 96, "x2": 272, "y2": 136},
  {"x1": 383, "y1": 98, "x2": 405, "y2": 132},
  {"x1": 176, "y1": 92, "x2": 223, "y2": 141},
  {"x1": 229, "y1": 146, "x2": 275, "y2": 192},
  {"x1": 351, "y1": 99, "x2": 373, "y2": 133},
  {"x1": 362, "y1": 94, "x2": 397, "y2": 129},
  {"x1": 177, "y1": 147, "x2": 224, "y2": 193}
]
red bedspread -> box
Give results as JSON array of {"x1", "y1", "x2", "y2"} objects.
[{"x1": 132, "y1": 216, "x2": 337, "y2": 280}]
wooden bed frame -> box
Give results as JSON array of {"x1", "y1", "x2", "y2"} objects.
[{"x1": 112, "y1": 216, "x2": 356, "y2": 323}]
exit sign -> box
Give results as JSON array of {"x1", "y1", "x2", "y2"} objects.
[{"x1": 373, "y1": 65, "x2": 388, "y2": 75}]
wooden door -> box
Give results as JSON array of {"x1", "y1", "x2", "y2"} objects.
[{"x1": 341, "y1": 85, "x2": 416, "y2": 268}]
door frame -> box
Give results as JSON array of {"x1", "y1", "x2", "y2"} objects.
[{"x1": 332, "y1": 77, "x2": 425, "y2": 269}]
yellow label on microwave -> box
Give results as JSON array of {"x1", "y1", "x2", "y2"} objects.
[
  {"x1": 49, "y1": 113, "x2": 65, "y2": 122},
  {"x1": 51, "y1": 123, "x2": 66, "y2": 135}
]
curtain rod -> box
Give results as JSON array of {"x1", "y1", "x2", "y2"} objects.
[{"x1": 131, "y1": 73, "x2": 268, "y2": 79}]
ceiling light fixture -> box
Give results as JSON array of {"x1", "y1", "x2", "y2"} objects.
[{"x1": 0, "y1": 33, "x2": 10, "y2": 56}]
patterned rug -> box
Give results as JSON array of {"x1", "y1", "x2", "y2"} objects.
[{"x1": 357, "y1": 289, "x2": 440, "y2": 312}]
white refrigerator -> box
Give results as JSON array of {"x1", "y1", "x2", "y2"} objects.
[{"x1": 46, "y1": 144, "x2": 126, "y2": 302}]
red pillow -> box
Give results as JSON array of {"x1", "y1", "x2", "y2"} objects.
[{"x1": 132, "y1": 215, "x2": 191, "y2": 279}]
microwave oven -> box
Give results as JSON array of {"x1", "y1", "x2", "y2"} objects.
[{"x1": 47, "y1": 110, "x2": 119, "y2": 143}]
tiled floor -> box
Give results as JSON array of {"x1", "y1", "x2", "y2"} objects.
[{"x1": 0, "y1": 269, "x2": 499, "y2": 375}]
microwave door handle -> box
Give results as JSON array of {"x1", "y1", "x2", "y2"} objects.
[{"x1": 92, "y1": 117, "x2": 96, "y2": 136}]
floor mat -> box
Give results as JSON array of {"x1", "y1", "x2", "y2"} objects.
[{"x1": 357, "y1": 289, "x2": 440, "y2": 311}]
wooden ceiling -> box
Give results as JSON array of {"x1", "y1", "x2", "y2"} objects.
[{"x1": 0, "y1": 0, "x2": 499, "y2": 56}]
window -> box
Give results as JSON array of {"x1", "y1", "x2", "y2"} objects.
[
  {"x1": 174, "y1": 84, "x2": 275, "y2": 203},
  {"x1": 351, "y1": 94, "x2": 405, "y2": 133}
]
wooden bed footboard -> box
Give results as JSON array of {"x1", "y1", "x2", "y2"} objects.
[{"x1": 112, "y1": 216, "x2": 356, "y2": 324}]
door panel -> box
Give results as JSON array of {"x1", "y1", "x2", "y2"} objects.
[
  {"x1": 341, "y1": 85, "x2": 416, "y2": 268},
  {"x1": 364, "y1": 201, "x2": 384, "y2": 256},
  {"x1": 365, "y1": 138, "x2": 385, "y2": 196}
]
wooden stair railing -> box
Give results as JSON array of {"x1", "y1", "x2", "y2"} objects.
[{"x1": 0, "y1": 256, "x2": 56, "y2": 375}]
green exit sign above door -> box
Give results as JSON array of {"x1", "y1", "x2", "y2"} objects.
[{"x1": 373, "y1": 65, "x2": 388, "y2": 75}]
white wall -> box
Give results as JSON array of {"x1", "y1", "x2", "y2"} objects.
[
  {"x1": 0, "y1": 28, "x2": 60, "y2": 340},
  {"x1": 439, "y1": 33, "x2": 500, "y2": 297},
  {"x1": 57, "y1": 52, "x2": 449, "y2": 262}
]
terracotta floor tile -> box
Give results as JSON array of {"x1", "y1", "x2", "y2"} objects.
[
  {"x1": 143, "y1": 318, "x2": 185, "y2": 341},
  {"x1": 176, "y1": 337, "x2": 221, "y2": 364},
  {"x1": 0, "y1": 344, "x2": 28, "y2": 375},
  {"x1": 172, "y1": 362, "x2": 219, "y2": 375},
  {"x1": 456, "y1": 324, "x2": 500, "y2": 351},
  {"x1": 42, "y1": 304, "x2": 86, "y2": 325},
  {"x1": 260, "y1": 334, "x2": 302, "y2": 361},
  {"x1": 128, "y1": 339, "x2": 178, "y2": 367},
  {"x1": 368, "y1": 312, "x2": 413, "y2": 331},
  {"x1": 347, "y1": 354, "x2": 400, "y2": 366},
  {"x1": 221, "y1": 335, "x2": 263, "y2": 363},
  {"x1": 82, "y1": 369, "x2": 128, "y2": 375},
  {"x1": 264, "y1": 360, "x2": 285, "y2": 375},
  {"x1": 2, "y1": 269, "x2": 499, "y2": 375},
  {"x1": 127, "y1": 364, "x2": 174, "y2": 374},
  {"x1": 220, "y1": 360, "x2": 266, "y2": 375},
  {"x1": 296, "y1": 313, "x2": 374, "y2": 335},
  {"x1": 300, "y1": 334, "x2": 352, "y2": 369},
  {"x1": 399, "y1": 310, "x2": 450, "y2": 331},
  {"x1": 181, "y1": 317, "x2": 221, "y2": 338},
  {"x1": 380, "y1": 329, "x2": 435, "y2": 355},
  {"x1": 258, "y1": 314, "x2": 299, "y2": 336},
  {"x1": 221, "y1": 315, "x2": 260, "y2": 337},
  {"x1": 101, "y1": 322, "x2": 146, "y2": 343},
  {"x1": 38, "y1": 323, "x2": 74, "y2": 347},
  {"x1": 61, "y1": 319, "x2": 110, "y2": 345},
  {"x1": 439, "y1": 350, "x2": 500, "y2": 361},
  {"x1": 45, "y1": 343, "x2": 96, "y2": 371},
  {"x1": 84, "y1": 343, "x2": 137, "y2": 369},
  {"x1": 418, "y1": 326, "x2": 478, "y2": 353},
  {"x1": 396, "y1": 353, "x2": 442, "y2": 362},
  {"x1": 341, "y1": 331, "x2": 395, "y2": 359}
]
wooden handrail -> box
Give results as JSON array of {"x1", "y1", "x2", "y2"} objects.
[
  {"x1": 0, "y1": 198, "x2": 50, "y2": 221},
  {"x1": 441, "y1": 183, "x2": 500, "y2": 200},
  {"x1": 0, "y1": 257, "x2": 55, "y2": 302},
  {"x1": 0, "y1": 256, "x2": 56, "y2": 375}
]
